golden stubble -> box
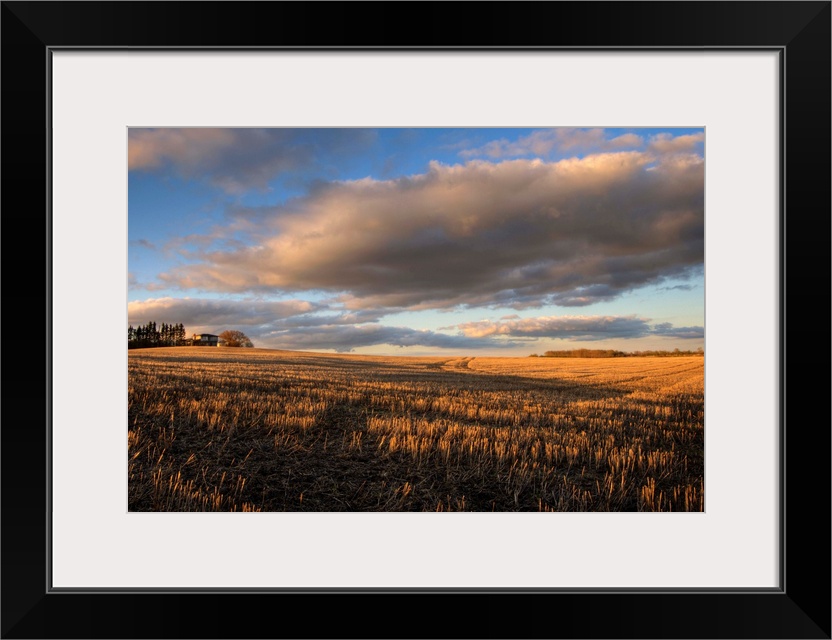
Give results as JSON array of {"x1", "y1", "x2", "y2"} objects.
[{"x1": 128, "y1": 348, "x2": 704, "y2": 512}]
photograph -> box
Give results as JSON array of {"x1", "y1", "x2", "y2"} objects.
[{"x1": 128, "y1": 126, "x2": 705, "y2": 512}]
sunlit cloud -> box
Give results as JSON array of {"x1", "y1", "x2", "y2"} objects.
[
  {"x1": 156, "y1": 150, "x2": 703, "y2": 313},
  {"x1": 647, "y1": 132, "x2": 704, "y2": 154},
  {"x1": 460, "y1": 128, "x2": 644, "y2": 159},
  {"x1": 455, "y1": 315, "x2": 653, "y2": 341},
  {"x1": 454, "y1": 315, "x2": 704, "y2": 342}
]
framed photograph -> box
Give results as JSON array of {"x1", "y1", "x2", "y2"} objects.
[{"x1": 3, "y1": 2, "x2": 829, "y2": 638}]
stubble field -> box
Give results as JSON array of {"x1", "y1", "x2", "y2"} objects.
[{"x1": 128, "y1": 348, "x2": 704, "y2": 512}]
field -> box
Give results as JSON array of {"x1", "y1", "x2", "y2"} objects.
[{"x1": 128, "y1": 348, "x2": 704, "y2": 512}]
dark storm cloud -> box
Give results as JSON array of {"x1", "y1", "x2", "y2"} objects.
[{"x1": 128, "y1": 128, "x2": 377, "y2": 193}]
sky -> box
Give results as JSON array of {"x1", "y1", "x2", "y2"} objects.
[{"x1": 128, "y1": 127, "x2": 705, "y2": 356}]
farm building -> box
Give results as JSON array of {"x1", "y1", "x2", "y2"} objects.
[{"x1": 192, "y1": 333, "x2": 219, "y2": 346}]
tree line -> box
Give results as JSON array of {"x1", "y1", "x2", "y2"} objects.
[
  {"x1": 128, "y1": 322, "x2": 255, "y2": 349},
  {"x1": 530, "y1": 348, "x2": 704, "y2": 358},
  {"x1": 128, "y1": 322, "x2": 187, "y2": 349}
]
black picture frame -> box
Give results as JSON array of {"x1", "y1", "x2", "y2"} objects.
[{"x1": 2, "y1": 2, "x2": 829, "y2": 638}]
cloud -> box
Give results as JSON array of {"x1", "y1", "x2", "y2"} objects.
[
  {"x1": 130, "y1": 239, "x2": 157, "y2": 250},
  {"x1": 128, "y1": 297, "x2": 322, "y2": 329},
  {"x1": 261, "y1": 324, "x2": 513, "y2": 353},
  {"x1": 455, "y1": 315, "x2": 704, "y2": 342},
  {"x1": 127, "y1": 297, "x2": 408, "y2": 349},
  {"x1": 128, "y1": 128, "x2": 376, "y2": 193},
  {"x1": 657, "y1": 283, "x2": 695, "y2": 292},
  {"x1": 647, "y1": 132, "x2": 704, "y2": 154},
  {"x1": 264, "y1": 308, "x2": 388, "y2": 329},
  {"x1": 128, "y1": 298, "x2": 701, "y2": 352},
  {"x1": 455, "y1": 315, "x2": 654, "y2": 341},
  {"x1": 650, "y1": 322, "x2": 705, "y2": 339},
  {"x1": 127, "y1": 297, "x2": 516, "y2": 352},
  {"x1": 460, "y1": 128, "x2": 645, "y2": 159},
  {"x1": 547, "y1": 285, "x2": 621, "y2": 307},
  {"x1": 156, "y1": 149, "x2": 703, "y2": 312}
]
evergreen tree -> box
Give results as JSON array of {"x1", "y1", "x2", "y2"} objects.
[{"x1": 128, "y1": 321, "x2": 189, "y2": 348}]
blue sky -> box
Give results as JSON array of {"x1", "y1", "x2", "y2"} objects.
[{"x1": 128, "y1": 127, "x2": 704, "y2": 355}]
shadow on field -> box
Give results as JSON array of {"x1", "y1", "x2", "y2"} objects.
[
  {"x1": 297, "y1": 355, "x2": 636, "y2": 403},
  {"x1": 128, "y1": 349, "x2": 704, "y2": 512}
]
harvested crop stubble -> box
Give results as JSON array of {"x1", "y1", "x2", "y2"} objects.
[{"x1": 128, "y1": 348, "x2": 703, "y2": 512}]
